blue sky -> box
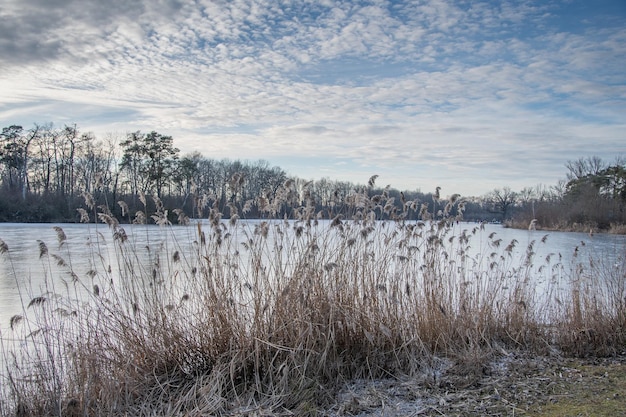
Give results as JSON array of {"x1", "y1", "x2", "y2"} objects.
[{"x1": 1, "y1": 0, "x2": 624, "y2": 196}]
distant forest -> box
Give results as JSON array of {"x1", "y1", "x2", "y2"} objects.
[{"x1": 1, "y1": 123, "x2": 625, "y2": 231}]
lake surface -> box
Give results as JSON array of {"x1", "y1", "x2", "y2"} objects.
[{"x1": 0, "y1": 221, "x2": 625, "y2": 335}]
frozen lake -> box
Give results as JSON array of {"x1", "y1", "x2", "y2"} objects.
[{"x1": 0, "y1": 220, "x2": 624, "y2": 335}]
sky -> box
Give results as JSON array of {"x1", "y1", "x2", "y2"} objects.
[{"x1": 1, "y1": 0, "x2": 625, "y2": 197}]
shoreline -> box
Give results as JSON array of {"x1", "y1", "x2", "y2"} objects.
[{"x1": 504, "y1": 221, "x2": 626, "y2": 235}]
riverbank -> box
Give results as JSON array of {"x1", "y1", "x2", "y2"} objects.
[
  {"x1": 13, "y1": 349, "x2": 625, "y2": 416},
  {"x1": 505, "y1": 219, "x2": 626, "y2": 235}
]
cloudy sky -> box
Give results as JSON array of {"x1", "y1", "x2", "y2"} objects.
[{"x1": 1, "y1": 0, "x2": 624, "y2": 196}]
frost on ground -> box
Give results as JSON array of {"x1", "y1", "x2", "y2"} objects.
[{"x1": 316, "y1": 352, "x2": 626, "y2": 417}]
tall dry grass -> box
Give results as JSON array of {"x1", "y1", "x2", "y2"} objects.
[{"x1": 0, "y1": 179, "x2": 624, "y2": 416}]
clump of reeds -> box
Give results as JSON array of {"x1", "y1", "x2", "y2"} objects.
[
  {"x1": 550, "y1": 244, "x2": 626, "y2": 357},
  {"x1": 0, "y1": 181, "x2": 624, "y2": 416}
]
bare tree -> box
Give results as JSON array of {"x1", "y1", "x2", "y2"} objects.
[
  {"x1": 565, "y1": 156, "x2": 605, "y2": 181},
  {"x1": 488, "y1": 187, "x2": 518, "y2": 220}
]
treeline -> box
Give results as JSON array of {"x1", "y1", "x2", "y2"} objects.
[
  {"x1": 1, "y1": 123, "x2": 624, "y2": 230},
  {"x1": 504, "y1": 156, "x2": 626, "y2": 232},
  {"x1": 0, "y1": 123, "x2": 452, "y2": 223},
  {"x1": 0, "y1": 124, "x2": 287, "y2": 222}
]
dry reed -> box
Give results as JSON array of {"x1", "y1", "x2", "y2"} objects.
[{"x1": 0, "y1": 181, "x2": 624, "y2": 416}]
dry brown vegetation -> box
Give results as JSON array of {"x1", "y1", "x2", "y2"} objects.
[{"x1": 0, "y1": 178, "x2": 625, "y2": 416}]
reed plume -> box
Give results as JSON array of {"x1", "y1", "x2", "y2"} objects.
[
  {"x1": 0, "y1": 238, "x2": 8, "y2": 254},
  {"x1": 36, "y1": 240, "x2": 48, "y2": 258}
]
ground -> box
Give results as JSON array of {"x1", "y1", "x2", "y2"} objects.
[
  {"x1": 320, "y1": 353, "x2": 626, "y2": 417},
  {"x1": 224, "y1": 352, "x2": 626, "y2": 416}
]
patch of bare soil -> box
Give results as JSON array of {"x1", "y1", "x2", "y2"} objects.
[{"x1": 319, "y1": 352, "x2": 626, "y2": 417}]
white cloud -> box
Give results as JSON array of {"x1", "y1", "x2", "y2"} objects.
[{"x1": 0, "y1": 0, "x2": 624, "y2": 195}]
